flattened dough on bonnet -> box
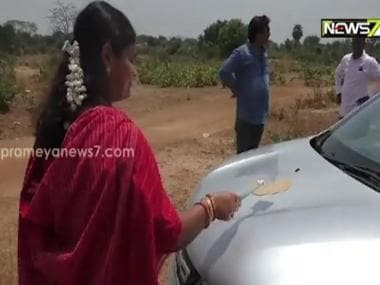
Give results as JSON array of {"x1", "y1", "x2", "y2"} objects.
[{"x1": 254, "y1": 179, "x2": 292, "y2": 196}]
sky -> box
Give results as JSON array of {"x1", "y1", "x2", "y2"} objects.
[{"x1": 0, "y1": 0, "x2": 380, "y2": 43}]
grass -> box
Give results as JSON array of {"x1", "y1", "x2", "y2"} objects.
[
  {"x1": 296, "y1": 87, "x2": 336, "y2": 110},
  {"x1": 268, "y1": 91, "x2": 339, "y2": 144}
]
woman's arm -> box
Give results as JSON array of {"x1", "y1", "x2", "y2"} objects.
[
  {"x1": 176, "y1": 192, "x2": 241, "y2": 250},
  {"x1": 176, "y1": 204, "x2": 209, "y2": 250}
]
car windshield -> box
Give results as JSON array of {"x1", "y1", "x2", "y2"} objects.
[{"x1": 312, "y1": 95, "x2": 380, "y2": 192}]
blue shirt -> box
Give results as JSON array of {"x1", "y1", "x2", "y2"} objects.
[{"x1": 219, "y1": 42, "x2": 270, "y2": 125}]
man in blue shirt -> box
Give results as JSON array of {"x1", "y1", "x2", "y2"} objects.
[{"x1": 219, "y1": 15, "x2": 271, "y2": 154}]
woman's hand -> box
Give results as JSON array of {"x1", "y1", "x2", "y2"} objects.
[
  {"x1": 210, "y1": 192, "x2": 241, "y2": 221},
  {"x1": 176, "y1": 191, "x2": 241, "y2": 250}
]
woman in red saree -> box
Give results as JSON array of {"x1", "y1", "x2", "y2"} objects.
[{"x1": 18, "y1": 2, "x2": 241, "y2": 285}]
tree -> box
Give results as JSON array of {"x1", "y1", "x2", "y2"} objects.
[
  {"x1": 166, "y1": 37, "x2": 182, "y2": 55},
  {"x1": 198, "y1": 20, "x2": 228, "y2": 58},
  {"x1": 158, "y1": 36, "x2": 168, "y2": 44},
  {"x1": 4, "y1": 20, "x2": 37, "y2": 35},
  {"x1": 50, "y1": 31, "x2": 67, "y2": 47},
  {"x1": 217, "y1": 19, "x2": 247, "y2": 57},
  {"x1": 136, "y1": 35, "x2": 161, "y2": 47},
  {"x1": 284, "y1": 38, "x2": 293, "y2": 52},
  {"x1": 48, "y1": 1, "x2": 78, "y2": 35},
  {"x1": 0, "y1": 24, "x2": 17, "y2": 53},
  {"x1": 292, "y1": 24, "x2": 303, "y2": 43},
  {"x1": 303, "y1": 35, "x2": 320, "y2": 50},
  {"x1": 199, "y1": 20, "x2": 228, "y2": 46},
  {"x1": 146, "y1": 36, "x2": 160, "y2": 47},
  {"x1": 177, "y1": 38, "x2": 198, "y2": 57}
]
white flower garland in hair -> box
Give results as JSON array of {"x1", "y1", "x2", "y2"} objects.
[{"x1": 62, "y1": 40, "x2": 87, "y2": 113}]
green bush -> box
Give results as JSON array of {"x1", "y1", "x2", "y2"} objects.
[
  {"x1": 0, "y1": 55, "x2": 16, "y2": 113},
  {"x1": 138, "y1": 59, "x2": 219, "y2": 88},
  {"x1": 269, "y1": 60, "x2": 287, "y2": 85},
  {"x1": 0, "y1": 81, "x2": 15, "y2": 113},
  {"x1": 301, "y1": 64, "x2": 334, "y2": 87}
]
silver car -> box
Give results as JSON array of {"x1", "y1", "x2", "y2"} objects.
[{"x1": 170, "y1": 94, "x2": 380, "y2": 285}]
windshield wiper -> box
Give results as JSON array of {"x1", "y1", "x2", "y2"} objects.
[{"x1": 325, "y1": 157, "x2": 380, "y2": 190}]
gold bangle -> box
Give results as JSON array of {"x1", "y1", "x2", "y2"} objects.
[
  {"x1": 204, "y1": 196, "x2": 215, "y2": 223},
  {"x1": 194, "y1": 201, "x2": 210, "y2": 228},
  {"x1": 206, "y1": 194, "x2": 216, "y2": 219},
  {"x1": 205, "y1": 198, "x2": 213, "y2": 221}
]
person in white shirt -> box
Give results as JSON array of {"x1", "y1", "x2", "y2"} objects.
[{"x1": 335, "y1": 38, "x2": 380, "y2": 118}]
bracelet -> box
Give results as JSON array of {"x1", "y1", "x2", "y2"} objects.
[
  {"x1": 204, "y1": 196, "x2": 215, "y2": 223},
  {"x1": 194, "y1": 201, "x2": 211, "y2": 228},
  {"x1": 194, "y1": 194, "x2": 217, "y2": 229},
  {"x1": 206, "y1": 194, "x2": 216, "y2": 219}
]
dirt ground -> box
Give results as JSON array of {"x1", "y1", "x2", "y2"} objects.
[{"x1": 0, "y1": 64, "x2": 339, "y2": 284}]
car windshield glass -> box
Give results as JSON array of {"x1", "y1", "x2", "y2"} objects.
[{"x1": 312, "y1": 96, "x2": 380, "y2": 192}]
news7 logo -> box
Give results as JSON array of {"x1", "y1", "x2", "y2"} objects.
[{"x1": 321, "y1": 19, "x2": 380, "y2": 38}]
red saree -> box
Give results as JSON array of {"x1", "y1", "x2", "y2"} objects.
[{"x1": 18, "y1": 106, "x2": 182, "y2": 285}]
